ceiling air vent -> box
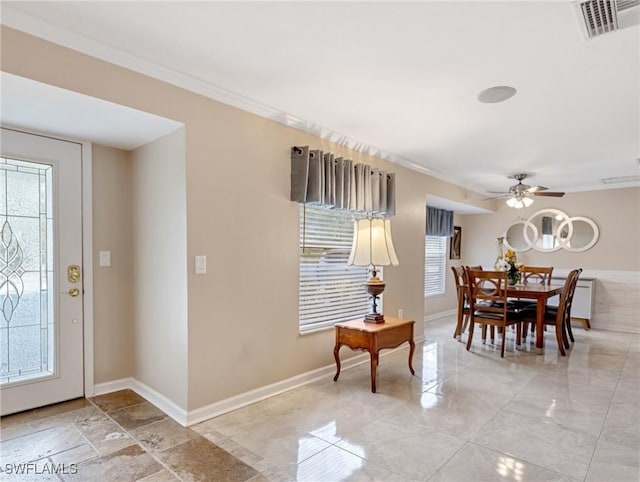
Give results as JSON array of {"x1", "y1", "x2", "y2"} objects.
[
  {"x1": 600, "y1": 175, "x2": 640, "y2": 184},
  {"x1": 577, "y1": 0, "x2": 640, "y2": 38}
]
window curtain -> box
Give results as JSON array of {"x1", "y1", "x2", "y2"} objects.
[
  {"x1": 290, "y1": 145, "x2": 396, "y2": 216},
  {"x1": 426, "y1": 206, "x2": 454, "y2": 237}
]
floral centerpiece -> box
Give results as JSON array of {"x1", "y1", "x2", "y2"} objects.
[{"x1": 496, "y1": 248, "x2": 522, "y2": 285}]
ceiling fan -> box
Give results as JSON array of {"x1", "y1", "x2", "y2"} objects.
[{"x1": 487, "y1": 173, "x2": 565, "y2": 208}]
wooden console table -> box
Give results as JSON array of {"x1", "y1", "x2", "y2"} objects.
[{"x1": 333, "y1": 317, "x2": 415, "y2": 393}]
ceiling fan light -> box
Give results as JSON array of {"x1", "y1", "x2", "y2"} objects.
[
  {"x1": 506, "y1": 196, "x2": 532, "y2": 209},
  {"x1": 506, "y1": 197, "x2": 519, "y2": 208}
]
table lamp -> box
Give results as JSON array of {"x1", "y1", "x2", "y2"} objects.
[{"x1": 348, "y1": 217, "x2": 399, "y2": 323}]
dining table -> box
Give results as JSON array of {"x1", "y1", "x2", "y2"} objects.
[
  {"x1": 507, "y1": 283, "x2": 563, "y2": 353},
  {"x1": 456, "y1": 283, "x2": 563, "y2": 354}
]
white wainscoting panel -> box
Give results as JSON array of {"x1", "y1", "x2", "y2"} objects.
[
  {"x1": 531, "y1": 269, "x2": 638, "y2": 334},
  {"x1": 588, "y1": 270, "x2": 639, "y2": 334}
]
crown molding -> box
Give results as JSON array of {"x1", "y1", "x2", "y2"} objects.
[{"x1": 1, "y1": 6, "x2": 472, "y2": 189}]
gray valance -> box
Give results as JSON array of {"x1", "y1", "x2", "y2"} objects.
[
  {"x1": 426, "y1": 206, "x2": 454, "y2": 237},
  {"x1": 291, "y1": 146, "x2": 396, "y2": 216}
]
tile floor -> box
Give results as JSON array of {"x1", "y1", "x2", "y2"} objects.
[{"x1": 1, "y1": 317, "x2": 638, "y2": 481}]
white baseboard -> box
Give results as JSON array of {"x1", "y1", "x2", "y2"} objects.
[
  {"x1": 93, "y1": 377, "x2": 188, "y2": 426},
  {"x1": 185, "y1": 337, "x2": 423, "y2": 426},
  {"x1": 424, "y1": 309, "x2": 455, "y2": 324},
  {"x1": 186, "y1": 361, "x2": 355, "y2": 427},
  {"x1": 92, "y1": 338, "x2": 424, "y2": 428},
  {"x1": 129, "y1": 379, "x2": 188, "y2": 426},
  {"x1": 93, "y1": 378, "x2": 134, "y2": 396}
]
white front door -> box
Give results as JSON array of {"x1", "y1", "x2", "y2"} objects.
[{"x1": 0, "y1": 128, "x2": 84, "y2": 415}]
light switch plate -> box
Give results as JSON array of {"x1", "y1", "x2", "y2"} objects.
[
  {"x1": 99, "y1": 251, "x2": 111, "y2": 267},
  {"x1": 195, "y1": 255, "x2": 207, "y2": 274}
]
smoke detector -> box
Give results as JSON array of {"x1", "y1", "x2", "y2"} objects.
[{"x1": 576, "y1": 0, "x2": 640, "y2": 38}]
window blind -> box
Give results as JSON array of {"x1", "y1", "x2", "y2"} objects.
[
  {"x1": 425, "y1": 235, "x2": 446, "y2": 296},
  {"x1": 299, "y1": 205, "x2": 371, "y2": 331}
]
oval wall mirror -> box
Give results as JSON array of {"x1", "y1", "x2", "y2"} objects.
[
  {"x1": 525, "y1": 208, "x2": 570, "y2": 252},
  {"x1": 503, "y1": 220, "x2": 537, "y2": 252},
  {"x1": 557, "y1": 216, "x2": 599, "y2": 252}
]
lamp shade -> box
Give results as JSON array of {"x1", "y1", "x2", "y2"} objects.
[{"x1": 348, "y1": 218, "x2": 399, "y2": 267}]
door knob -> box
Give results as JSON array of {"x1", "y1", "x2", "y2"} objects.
[{"x1": 66, "y1": 288, "x2": 80, "y2": 297}]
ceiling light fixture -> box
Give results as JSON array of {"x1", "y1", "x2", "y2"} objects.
[
  {"x1": 478, "y1": 86, "x2": 517, "y2": 103},
  {"x1": 506, "y1": 193, "x2": 533, "y2": 209}
]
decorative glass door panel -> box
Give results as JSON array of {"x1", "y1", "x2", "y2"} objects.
[
  {"x1": 0, "y1": 127, "x2": 83, "y2": 416},
  {"x1": 0, "y1": 157, "x2": 54, "y2": 385}
]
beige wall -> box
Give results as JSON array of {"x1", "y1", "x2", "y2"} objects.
[
  {"x1": 131, "y1": 128, "x2": 188, "y2": 409},
  {"x1": 91, "y1": 145, "x2": 134, "y2": 383},
  {"x1": 0, "y1": 26, "x2": 514, "y2": 412},
  {"x1": 463, "y1": 188, "x2": 640, "y2": 271},
  {"x1": 183, "y1": 125, "x2": 464, "y2": 409}
]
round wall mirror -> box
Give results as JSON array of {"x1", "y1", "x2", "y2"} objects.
[
  {"x1": 557, "y1": 216, "x2": 599, "y2": 252},
  {"x1": 525, "y1": 209, "x2": 570, "y2": 252},
  {"x1": 503, "y1": 220, "x2": 537, "y2": 252}
]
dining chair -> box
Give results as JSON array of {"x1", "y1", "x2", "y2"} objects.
[
  {"x1": 451, "y1": 266, "x2": 470, "y2": 341},
  {"x1": 451, "y1": 266, "x2": 487, "y2": 341},
  {"x1": 514, "y1": 266, "x2": 554, "y2": 339},
  {"x1": 466, "y1": 269, "x2": 523, "y2": 358},
  {"x1": 562, "y1": 271, "x2": 582, "y2": 343},
  {"x1": 520, "y1": 266, "x2": 554, "y2": 285},
  {"x1": 513, "y1": 266, "x2": 554, "y2": 308},
  {"x1": 465, "y1": 266, "x2": 499, "y2": 343},
  {"x1": 520, "y1": 268, "x2": 582, "y2": 356}
]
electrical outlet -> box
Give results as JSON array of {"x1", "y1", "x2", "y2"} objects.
[{"x1": 398, "y1": 308, "x2": 404, "y2": 318}]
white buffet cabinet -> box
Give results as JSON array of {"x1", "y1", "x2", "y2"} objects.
[{"x1": 550, "y1": 276, "x2": 595, "y2": 329}]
